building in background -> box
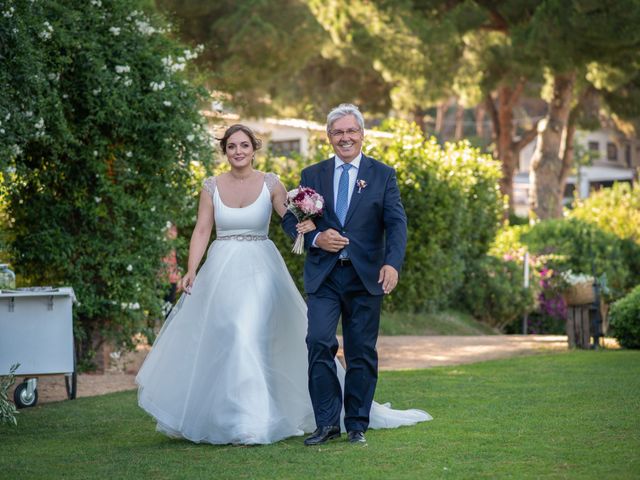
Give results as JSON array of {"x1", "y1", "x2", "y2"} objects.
[
  {"x1": 203, "y1": 108, "x2": 637, "y2": 218},
  {"x1": 514, "y1": 128, "x2": 639, "y2": 216},
  {"x1": 203, "y1": 111, "x2": 392, "y2": 159}
]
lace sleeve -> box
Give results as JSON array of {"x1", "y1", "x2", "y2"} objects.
[
  {"x1": 203, "y1": 176, "x2": 216, "y2": 199},
  {"x1": 264, "y1": 172, "x2": 280, "y2": 194}
]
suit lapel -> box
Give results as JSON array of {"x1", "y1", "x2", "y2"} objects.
[
  {"x1": 320, "y1": 158, "x2": 336, "y2": 221},
  {"x1": 344, "y1": 155, "x2": 372, "y2": 226}
]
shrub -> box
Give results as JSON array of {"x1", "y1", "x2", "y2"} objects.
[
  {"x1": 609, "y1": 285, "x2": 640, "y2": 349},
  {"x1": 0, "y1": 196, "x2": 8, "y2": 265},
  {"x1": 490, "y1": 225, "x2": 530, "y2": 266},
  {"x1": 521, "y1": 218, "x2": 639, "y2": 300},
  {"x1": 0, "y1": 364, "x2": 19, "y2": 427},
  {"x1": 490, "y1": 221, "x2": 635, "y2": 333},
  {"x1": 365, "y1": 120, "x2": 503, "y2": 312},
  {"x1": 458, "y1": 256, "x2": 535, "y2": 330},
  {"x1": 569, "y1": 182, "x2": 640, "y2": 245},
  {"x1": 1, "y1": 1, "x2": 212, "y2": 367},
  {"x1": 569, "y1": 182, "x2": 640, "y2": 285}
]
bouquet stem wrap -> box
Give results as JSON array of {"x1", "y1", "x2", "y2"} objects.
[{"x1": 292, "y1": 232, "x2": 305, "y2": 254}]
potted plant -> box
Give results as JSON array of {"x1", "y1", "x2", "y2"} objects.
[{"x1": 561, "y1": 270, "x2": 595, "y2": 306}]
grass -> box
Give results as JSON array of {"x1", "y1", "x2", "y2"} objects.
[
  {"x1": 2, "y1": 350, "x2": 639, "y2": 479},
  {"x1": 379, "y1": 309, "x2": 499, "y2": 335}
]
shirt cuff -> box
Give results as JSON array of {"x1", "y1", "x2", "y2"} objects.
[{"x1": 311, "y1": 232, "x2": 321, "y2": 248}]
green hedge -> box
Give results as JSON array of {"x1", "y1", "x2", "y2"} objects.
[
  {"x1": 609, "y1": 285, "x2": 640, "y2": 349},
  {"x1": 458, "y1": 255, "x2": 535, "y2": 330}
]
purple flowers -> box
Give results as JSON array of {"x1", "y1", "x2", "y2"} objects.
[{"x1": 537, "y1": 266, "x2": 568, "y2": 320}]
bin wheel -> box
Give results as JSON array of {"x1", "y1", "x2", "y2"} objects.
[
  {"x1": 14, "y1": 382, "x2": 38, "y2": 409},
  {"x1": 65, "y1": 372, "x2": 77, "y2": 400}
]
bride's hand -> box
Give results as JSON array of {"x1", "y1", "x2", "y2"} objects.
[
  {"x1": 180, "y1": 271, "x2": 195, "y2": 295},
  {"x1": 296, "y1": 219, "x2": 316, "y2": 234}
]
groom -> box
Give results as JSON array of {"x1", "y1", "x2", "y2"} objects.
[{"x1": 282, "y1": 103, "x2": 407, "y2": 445}]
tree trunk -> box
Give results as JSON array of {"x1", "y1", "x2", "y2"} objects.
[
  {"x1": 475, "y1": 103, "x2": 486, "y2": 138},
  {"x1": 435, "y1": 98, "x2": 451, "y2": 135},
  {"x1": 559, "y1": 111, "x2": 577, "y2": 200},
  {"x1": 485, "y1": 82, "x2": 536, "y2": 217},
  {"x1": 529, "y1": 72, "x2": 576, "y2": 219},
  {"x1": 496, "y1": 86, "x2": 516, "y2": 213},
  {"x1": 486, "y1": 86, "x2": 521, "y2": 215},
  {"x1": 413, "y1": 107, "x2": 426, "y2": 133},
  {"x1": 559, "y1": 87, "x2": 598, "y2": 203},
  {"x1": 454, "y1": 99, "x2": 464, "y2": 140}
]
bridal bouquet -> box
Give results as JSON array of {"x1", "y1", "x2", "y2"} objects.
[{"x1": 286, "y1": 186, "x2": 324, "y2": 254}]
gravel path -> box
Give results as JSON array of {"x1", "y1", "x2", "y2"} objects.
[{"x1": 17, "y1": 335, "x2": 616, "y2": 405}]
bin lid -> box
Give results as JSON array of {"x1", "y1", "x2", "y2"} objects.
[{"x1": 0, "y1": 286, "x2": 76, "y2": 302}]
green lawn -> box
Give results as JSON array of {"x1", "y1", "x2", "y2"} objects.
[
  {"x1": 2, "y1": 351, "x2": 639, "y2": 479},
  {"x1": 379, "y1": 309, "x2": 499, "y2": 335}
]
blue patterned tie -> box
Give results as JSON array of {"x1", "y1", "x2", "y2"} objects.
[{"x1": 335, "y1": 163, "x2": 352, "y2": 226}]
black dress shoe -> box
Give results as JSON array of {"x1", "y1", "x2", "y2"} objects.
[
  {"x1": 347, "y1": 430, "x2": 366, "y2": 444},
  {"x1": 304, "y1": 426, "x2": 341, "y2": 446}
]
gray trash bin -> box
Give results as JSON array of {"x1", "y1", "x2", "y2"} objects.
[{"x1": 0, "y1": 287, "x2": 77, "y2": 408}]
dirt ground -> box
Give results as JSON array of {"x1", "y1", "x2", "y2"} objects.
[{"x1": 15, "y1": 335, "x2": 618, "y2": 405}]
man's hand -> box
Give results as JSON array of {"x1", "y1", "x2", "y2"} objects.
[
  {"x1": 378, "y1": 265, "x2": 398, "y2": 294},
  {"x1": 316, "y1": 228, "x2": 349, "y2": 253}
]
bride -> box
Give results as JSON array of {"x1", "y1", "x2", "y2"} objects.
[{"x1": 136, "y1": 124, "x2": 431, "y2": 445}]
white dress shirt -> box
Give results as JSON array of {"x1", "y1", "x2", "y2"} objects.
[
  {"x1": 312, "y1": 153, "x2": 362, "y2": 248},
  {"x1": 332, "y1": 153, "x2": 361, "y2": 210}
]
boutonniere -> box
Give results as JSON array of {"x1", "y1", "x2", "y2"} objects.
[{"x1": 356, "y1": 179, "x2": 367, "y2": 193}]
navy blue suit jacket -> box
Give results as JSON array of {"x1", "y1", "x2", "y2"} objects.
[{"x1": 282, "y1": 154, "x2": 407, "y2": 295}]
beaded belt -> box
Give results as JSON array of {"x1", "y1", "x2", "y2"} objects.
[{"x1": 216, "y1": 234, "x2": 268, "y2": 241}]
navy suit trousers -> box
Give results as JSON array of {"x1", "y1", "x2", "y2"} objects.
[{"x1": 306, "y1": 261, "x2": 383, "y2": 432}]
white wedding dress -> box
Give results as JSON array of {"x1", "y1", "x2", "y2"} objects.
[{"x1": 136, "y1": 173, "x2": 431, "y2": 444}]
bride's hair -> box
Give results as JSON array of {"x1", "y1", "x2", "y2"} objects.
[{"x1": 219, "y1": 124, "x2": 263, "y2": 152}]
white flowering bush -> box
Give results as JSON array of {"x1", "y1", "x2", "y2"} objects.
[{"x1": 0, "y1": 0, "x2": 212, "y2": 368}]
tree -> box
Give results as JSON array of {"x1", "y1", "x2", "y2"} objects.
[
  {"x1": 311, "y1": 1, "x2": 640, "y2": 219},
  {"x1": 0, "y1": 0, "x2": 212, "y2": 367},
  {"x1": 154, "y1": 0, "x2": 393, "y2": 119},
  {"x1": 310, "y1": 1, "x2": 543, "y2": 215},
  {"x1": 526, "y1": 0, "x2": 640, "y2": 219},
  {"x1": 151, "y1": 1, "x2": 640, "y2": 220}
]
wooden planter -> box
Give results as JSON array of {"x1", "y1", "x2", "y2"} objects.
[
  {"x1": 564, "y1": 281, "x2": 595, "y2": 306},
  {"x1": 566, "y1": 305, "x2": 591, "y2": 349}
]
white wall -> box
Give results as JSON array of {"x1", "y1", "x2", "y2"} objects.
[{"x1": 519, "y1": 128, "x2": 632, "y2": 172}]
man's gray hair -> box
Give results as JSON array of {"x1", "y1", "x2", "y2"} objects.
[{"x1": 326, "y1": 103, "x2": 365, "y2": 133}]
